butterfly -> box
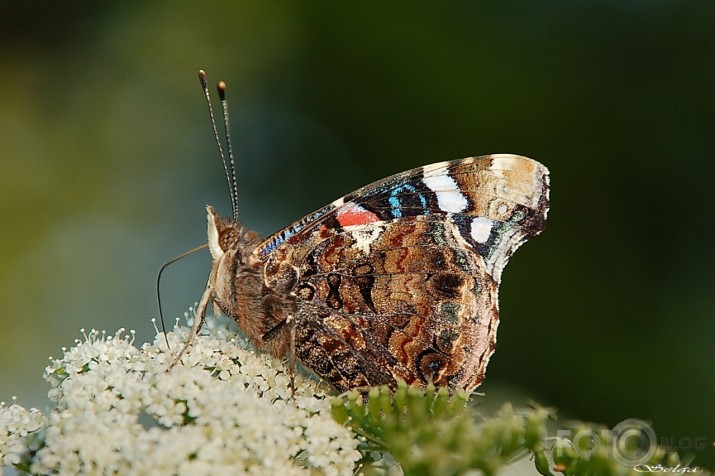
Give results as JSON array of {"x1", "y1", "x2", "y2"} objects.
[{"x1": 173, "y1": 71, "x2": 550, "y2": 393}]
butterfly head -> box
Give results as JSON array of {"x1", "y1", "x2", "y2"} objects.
[
  {"x1": 206, "y1": 205, "x2": 261, "y2": 262},
  {"x1": 207, "y1": 205, "x2": 239, "y2": 259}
]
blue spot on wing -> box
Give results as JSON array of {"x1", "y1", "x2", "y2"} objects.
[{"x1": 387, "y1": 184, "x2": 428, "y2": 219}]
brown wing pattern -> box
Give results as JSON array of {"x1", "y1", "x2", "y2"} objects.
[
  {"x1": 257, "y1": 155, "x2": 549, "y2": 392},
  {"x1": 292, "y1": 216, "x2": 500, "y2": 392}
]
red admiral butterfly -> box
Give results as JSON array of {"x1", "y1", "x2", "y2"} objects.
[{"x1": 174, "y1": 71, "x2": 550, "y2": 393}]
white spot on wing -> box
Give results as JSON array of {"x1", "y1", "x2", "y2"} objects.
[
  {"x1": 353, "y1": 227, "x2": 382, "y2": 253},
  {"x1": 423, "y1": 175, "x2": 468, "y2": 213},
  {"x1": 470, "y1": 217, "x2": 494, "y2": 244}
]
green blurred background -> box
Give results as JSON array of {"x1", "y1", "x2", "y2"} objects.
[{"x1": 1, "y1": 0, "x2": 713, "y2": 469}]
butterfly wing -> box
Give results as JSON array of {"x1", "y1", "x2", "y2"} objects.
[{"x1": 255, "y1": 154, "x2": 549, "y2": 391}]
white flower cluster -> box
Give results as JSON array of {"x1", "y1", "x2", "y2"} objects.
[
  {"x1": 0, "y1": 400, "x2": 46, "y2": 470},
  {"x1": 0, "y1": 317, "x2": 361, "y2": 475}
]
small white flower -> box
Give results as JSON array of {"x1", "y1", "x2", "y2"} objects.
[{"x1": 1, "y1": 317, "x2": 361, "y2": 475}]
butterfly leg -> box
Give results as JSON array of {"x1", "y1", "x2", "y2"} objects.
[
  {"x1": 286, "y1": 313, "x2": 296, "y2": 399},
  {"x1": 167, "y1": 285, "x2": 212, "y2": 370}
]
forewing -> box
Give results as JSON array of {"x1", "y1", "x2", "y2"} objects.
[{"x1": 257, "y1": 154, "x2": 548, "y2": 283}]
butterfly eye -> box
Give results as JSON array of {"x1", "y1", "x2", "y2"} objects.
[{"x1": 219, "y1": 228, "x2": 239, "y2": 251}]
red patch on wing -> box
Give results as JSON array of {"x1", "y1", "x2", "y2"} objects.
[{"x1": 336, "y1": 205, "x2": 380, "y2": 226}]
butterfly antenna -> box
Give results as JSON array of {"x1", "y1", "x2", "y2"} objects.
[
  {"x1": 156, "y1": 244, "x2": 209, "y2": 349},
  {"x1": 198, "y1": 70, "x2": 238, "y2": 222},
  {"x1": 217, "y1": 81, "x2": 239, "y2": 223}
]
